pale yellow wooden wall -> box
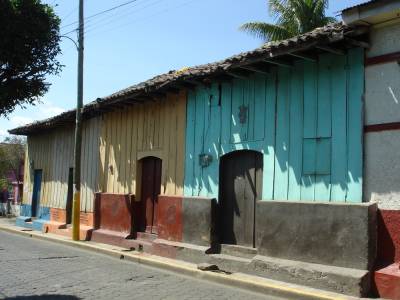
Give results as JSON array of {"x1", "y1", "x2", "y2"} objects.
[
  {"x1": 22, "y1": 117, "x2": 101, "y2": 212},
  {"x1": 99, "y1": 91, "x2": 186, "y2": 196}
]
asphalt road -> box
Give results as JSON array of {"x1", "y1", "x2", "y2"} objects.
[{"x1": 0, "y1": 230, "x2": 282, "y2": 300}]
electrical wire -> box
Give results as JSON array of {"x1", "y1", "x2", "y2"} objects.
[
  {"x1": 61, "y1": 0, "x2": 142, "y2": 29},
  {"x1": 83, "y1": 0, "x2": 197, "y2": 41},
  {"x1": 83, "y1": 0, "x2": 166, "y2": 36}
]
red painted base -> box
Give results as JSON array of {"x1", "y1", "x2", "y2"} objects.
[
  {"x1": 377, "y1": 210, "x2": 400, "y2": 264},
  {"x1": 374, "y1": 263, "x2": 400, "y2": 300}
]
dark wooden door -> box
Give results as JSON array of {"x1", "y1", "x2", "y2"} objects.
[
  {"x1": 66, "y1": 168, "x2": 74, "y2": 224},
  {"x1": 31, "y1": 169, "x2": 43, "y2": 218},
  {"x1": 140, "y1": 157, "x2": 162, "y2": 234},
  {"x1": 219, "y1": 151, "x2": 263, "y2": 247}
]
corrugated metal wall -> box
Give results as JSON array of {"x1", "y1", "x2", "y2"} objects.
[
  {"x1": 99, "y1": 91, "x2": 186, "y2": 196},
  {"x1": 184, "y1": 49, "x2": 364, "y2": 202},
  {"x1": 22, "y1": 117, "x2": 101, "y2": 212}
]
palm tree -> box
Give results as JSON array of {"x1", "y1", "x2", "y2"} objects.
[{"x1": 240, "y1": 0, "x2": 336, "y2": 42}]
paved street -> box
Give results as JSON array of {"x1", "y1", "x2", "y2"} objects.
[{"x1": 0, "y1": 230, "x2": 280, "y2": 300}]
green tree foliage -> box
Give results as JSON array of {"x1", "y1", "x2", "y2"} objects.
[
  {"x1": 240, "y1": 0, "x2": 336, "y2": 42},
  {"x1": 0, "y1": 136, "x2": 26, "y2": 186},
  {"x1": 0, "y1": 0, "x2": 62, "y2": 116}
]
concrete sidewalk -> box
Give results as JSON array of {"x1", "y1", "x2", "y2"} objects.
[{"x1": 0, "y1": 218, "x2": 358, "y2": 300}]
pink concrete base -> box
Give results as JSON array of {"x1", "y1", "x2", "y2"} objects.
[
  {"x1": 374, "y1": 262, "x2": 400, "y2": 300},
  {"x1": 44, "y1": 208, "x2": 94, "y2": 241}
]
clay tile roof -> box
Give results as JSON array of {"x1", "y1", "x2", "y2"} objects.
[{"x1": 9, "y1": 22, "x2": 368, "y2": 135}]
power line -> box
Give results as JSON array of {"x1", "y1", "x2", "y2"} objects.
[
  {"x1": 61, "y1": 0, "x2": 141, "y2": 29},
  {"x1": 83, "y1": 0, "x2": 197, "y2": 40},
  {"x1": 61, "y1": 5, "x2": 79, "y2": 23},
  {"x1": 83, "y1": 0, "x2": 166, "y2": 36},
  {"x1": 60, "y1": 0, "x2": 197, "y2": 54}
]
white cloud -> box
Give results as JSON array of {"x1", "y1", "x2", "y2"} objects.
[
  {"x1": 10, "y1": 116, "x2": 34, "y2": 127},
  {"x1": 39, "y1": 100, "x2": 66, "y2": 118},
  {"x1": 0, "y1": 128, "x2": 8, "y2": 136}
]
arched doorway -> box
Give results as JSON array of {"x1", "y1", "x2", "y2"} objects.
[
  {"x1": 219, "y1": 150, "x2": 263, "y2": 248},
  {"x1": 139, "y1": 156, "x2": 162, "y2": 234}
]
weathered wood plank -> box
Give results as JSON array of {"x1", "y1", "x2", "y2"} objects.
[
  {"x1": 315, "y1": 54, "x2": 332, "y2": 201},
  {"x1": 330, "y1": 55, "x2": 348, "y2": 201},
  {"x1": 273, "y1": 67, "x2": 290, "y2": 200},
  {"x1": 301, "y1": 60, "x2": 317, "y2": 201},
  {"x1": 183, "y1": 90, "x2": 196, "y2": 196},
  {"x1": 263, "y1": 70, "x2": 276, "y2": 200},
  {"x1": 346, "y1": 48, "x2": 364, "y2": 202},
  {"x1": 288, "y1": 61, "x2": 304, "y2": 201}
]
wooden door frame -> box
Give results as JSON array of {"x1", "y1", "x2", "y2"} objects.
[
  {"x1": 136, "y1": 156, "x2": 162, "y2": 234},
  {"x1": 218, "y1": 150, "x2": 263, "y2": 247},
  {"x1": 31, "y1": 169, "x2": 43, "y2": 218}
]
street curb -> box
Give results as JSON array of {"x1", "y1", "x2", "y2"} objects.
[{"x1": 0, "y1": 223, "x2": 354, "y2": 300}]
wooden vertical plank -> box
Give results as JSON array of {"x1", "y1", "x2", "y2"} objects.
[
  {"x1": 288, "y1": 61, "x2": 304, "y2": 201},
  {"x1": 273, "y1": 67, "x2": 290, "y2": 200},
  {"x1": 116, "y1": 110, "x2": 123, "y2": 194},
  {"x1": 162, "y1": 95, "x2": 171, "y2": 194},
  {"x1": 81, "y1": 122, "x2": 88, "y2": 211},
  {"x1": 22, "y1": 140, "x2": 30, "y2": 204},
  {"x1": 167, "y1": 96, "x2": 178, "y2": 195},
  {"x1": 220, "y1": 82, "x2": 232, "y2": 149},
  {"x1": 130, "y1": 107, "x2": 138, "y2": 194},
  {"x1": 110, "y1": 112, "x2": 117, "y2": 193},
  {"x1": 242, "y1": 77, "x2": 253, "y2": 141},
  {"x1": 347, "y1": 48, "x2": 364, "y2": 202},
  {"x1": 330, "y1": 54, "x2": 348, "y2": 201},
  {"x1": 125, "y1": 108, "x2": 133, "y2": 194},
  {"x1": 137, "y1": 105, "x2": 144, "y2": 152},
  {"x1": 301, "y1": 61, "x2": 317, "y2": 201},
  {"x1": 263, "y1": 69, "x2": 276, "y2": 200},
  {"x1": 105, "y1": 114, "x2": 111, "y2": 193},
  {"x1": 204, "y1": 83, "x2": 220, "y2": 198},
  {"x1": 315, "y1": 54, "x2": 332, "y2": 201},
  {"x1": 184, "y1": 90, "x2": 196, "y2": 196},
  {"x1": 231, "y1": 79, "x2": 243, "y2": 144},
  {"x1": 176, "y1": 91, "x2": 186, "y2": 196},
  {"x1": 193, "y1": 88, "x2": 205, "y2": 196},
  {"x1": 120, "y1": 110, "x2": 128, "y2": 194},
  {"x1": 99, "y1": 115, "x2": 106, "y2": 192},
  {"x1": 254, "y1": 74, "x2": 266, "y2": 142},
  {"x1": 153, "y1": 101, "x2": 159, "y2": 150}
]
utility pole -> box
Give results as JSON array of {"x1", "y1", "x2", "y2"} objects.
[{"x1": 72, "y1": 0, "x2": 84, "y2": 241}]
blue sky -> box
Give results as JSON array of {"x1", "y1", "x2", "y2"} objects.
[{"x1": 0, "y1": 0, "x2": 367, "y2": 140}]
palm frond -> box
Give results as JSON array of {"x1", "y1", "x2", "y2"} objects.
[
  {"x1": 240, "y1": 0, "x2": 336, "y2": 42},
  {"x1": 239, "y1": 22, "x2": 291, "y2": 42}
]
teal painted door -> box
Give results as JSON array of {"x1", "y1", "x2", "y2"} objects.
[{"x1": 31, "y1": 169, "x2": 42, "y2": 218}]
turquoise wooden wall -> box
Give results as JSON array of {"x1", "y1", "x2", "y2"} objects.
[{"x1": 183, "y1": 48, "x2": 364, "y2": 202}]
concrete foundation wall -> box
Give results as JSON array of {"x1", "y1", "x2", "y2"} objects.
[
  {"x1": 94, "y1": 193, "x2": 134, "y2": 234},
  {"x1": 157, "y1": 196, "x2": 215, "y2": 247},
  {"x1": 256, "y1": 201, "x2": 377, "y2": 270},
  {"x1": 182, "y1": 197, "x2": 216, "y2": 246}
]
